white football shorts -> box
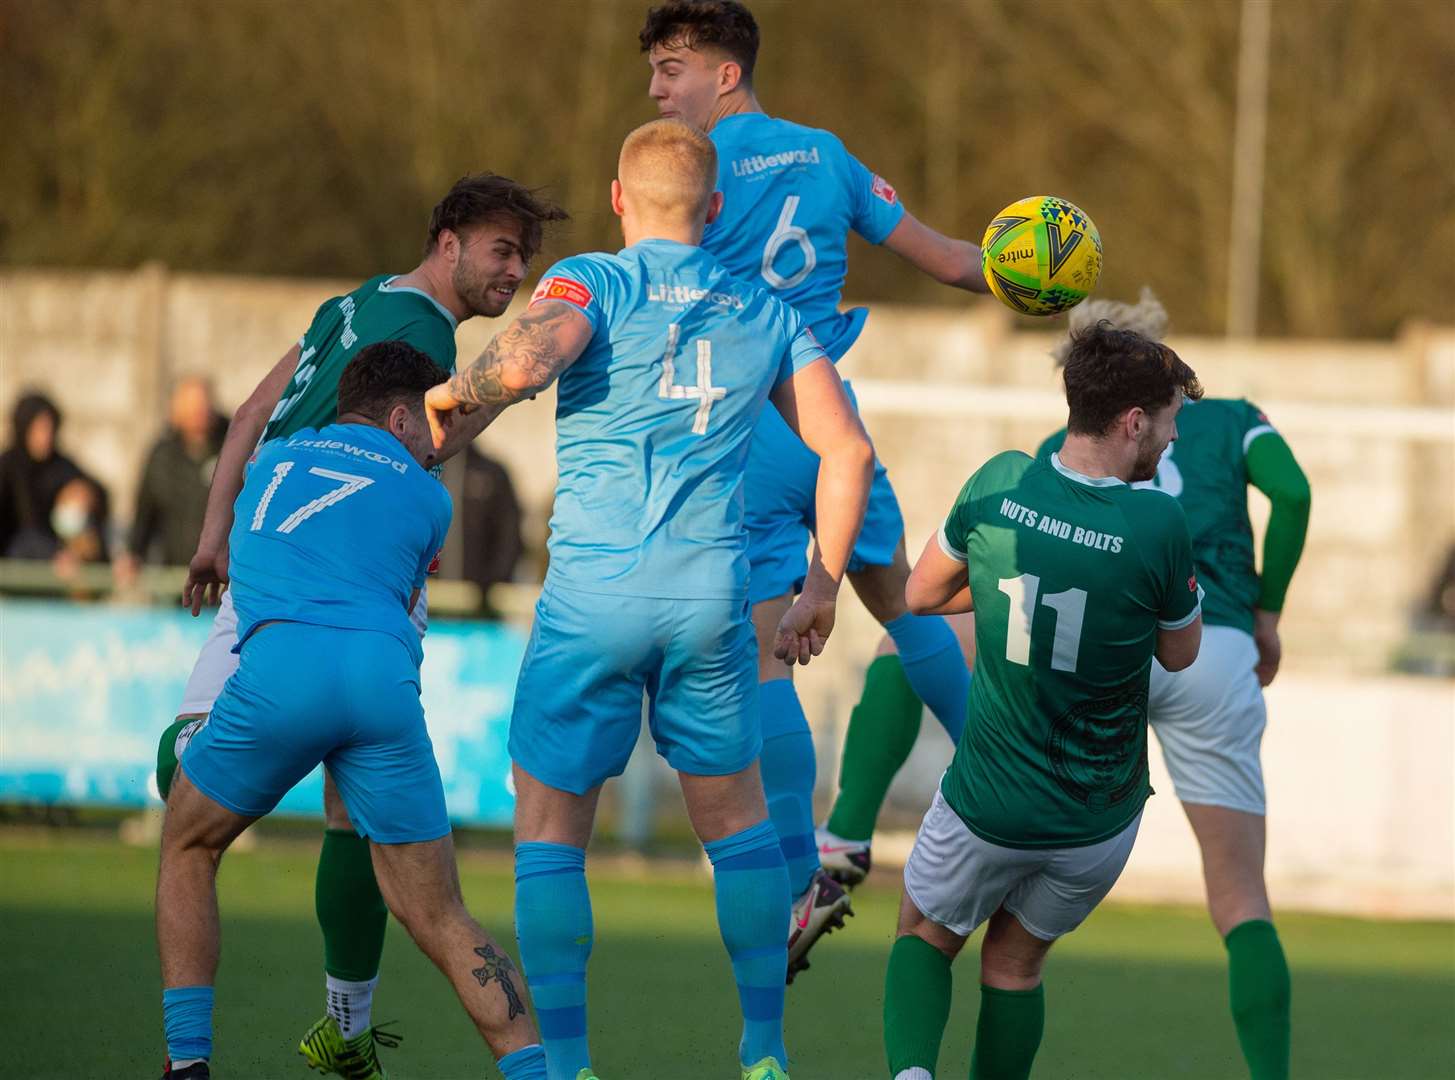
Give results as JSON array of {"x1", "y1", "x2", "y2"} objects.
[
  {"x1": 175, "y1": 585, "x2": 429, "y2": 717},
  {"x1": 1149, "y1": 624, "x2": 1267, "y2": 815},
  {"x1": 903, "y1": 788, "x2": 1141, "y2": 942}
]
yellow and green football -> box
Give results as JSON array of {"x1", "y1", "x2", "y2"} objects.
[{"x1": 980, "y1": 196, "x2": 1102, "y2": 316}]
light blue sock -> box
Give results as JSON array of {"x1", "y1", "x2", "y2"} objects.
[
  {"x1": 758, "y1": 678, "x2": 821, "y2": 898},
  {"x1": 497, "y1": 1043, "x2": 548, "y2": 1080},
  {"x1": 514, "y1": 842, "x2": 592, "y2": 1080},
  {"x1": 162, "y1": 985, "x2": 214, "y2": 1064},
  {"x1": 705, "y1": 820, "x2": 791, "y2": 1070},
  {"x1": 884, "y1": 612, "x2": 969, "y2": 742}
]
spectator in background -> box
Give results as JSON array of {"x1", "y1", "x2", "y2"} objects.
[
  {"x1": 436, "y1": 445, "x2": 524, "y2": 612},
  {"x1": 0, "y1": 391, "x2": 110, "y2": 565},
  {"x1": 118, "y1": 377, "x2": 228, "y2": 577}
]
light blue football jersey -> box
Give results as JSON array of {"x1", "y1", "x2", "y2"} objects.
[
  {"x1": 703, "y1": 112, "x2": 906, "y2": 360},
  {"x1": 528, "y1": 238, "x2": 828, "y2": 599},
  {"x1": 227, "y1": 423, "x2": 451, "y2": 663}
]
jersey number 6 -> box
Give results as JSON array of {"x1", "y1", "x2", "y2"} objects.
[
  {"x1": 250, "y1": 461, "x2": 375, "y2": 534},
  {"x1": 761, "y1": 196, "x2": 817, "y2": 290}
]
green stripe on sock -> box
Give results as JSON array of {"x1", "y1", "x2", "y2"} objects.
[
  {"x1": 827, "y1": 655, "x2": 923, "y2": 841},
  {"x1": 884, "y1": 935, "x2": 952, "y2": 1077},
  {"x1": 1226, "y1": 919, "x2": 1291, "y2": 1080}
]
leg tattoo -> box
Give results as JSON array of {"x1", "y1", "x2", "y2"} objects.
[{"x1": 472, "y1": 944, "x2": 527, "y2": 1020}]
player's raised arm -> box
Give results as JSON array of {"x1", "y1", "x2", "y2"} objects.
[
  {"x1": 1245, "y1": 425, "x2": 1311, "y2": 686},
  {"x1": 183, "y1": 343, "x2": 299, "y2": 615},
  {"x1": 424, "y1": 301, "x2": 594, "y2": 451},
  {"x1": 769, "y1": 354, "x2": 874, "y2": 663},
  {"x1": 880, "y1": 211, "x2": 991, "y2": 295}
]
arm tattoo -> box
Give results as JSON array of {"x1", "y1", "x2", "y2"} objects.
[
  {"x1": 448, "y1": 304, "x2": 580, "y2": 408},
  {"x1": 472, "y1": 944, "x2": 527, "y2": 1020}
]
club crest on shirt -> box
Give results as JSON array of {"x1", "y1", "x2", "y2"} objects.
[
  {"x1": 871, "y1": 175, "x2": 898, "y2": 205},
  {"x1": 531, "y1": 276, "x2": 593, "y2": 309}
]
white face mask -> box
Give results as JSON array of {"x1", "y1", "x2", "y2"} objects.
[{"x1": 51, "y1": 503, "x2": 88, "y2": 540}]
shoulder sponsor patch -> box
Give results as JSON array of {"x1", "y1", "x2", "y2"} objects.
[
  {"x1": 530, "y1": 276, "x2": 593, "y2": 309},
  {"x1": 871, "y1": 175, "x2": 898, "y2": 205}
]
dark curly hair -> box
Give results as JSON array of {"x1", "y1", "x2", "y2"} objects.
[
  {"x1": 1063, "y1": 322, "x2": 1203, "y2": 436},
  {"x1": 425, "y1": 173, "x2": 568, "y2": 260},
  {"x1": 337, "y1": 340, "x2": 445, "y2": 422},
  {"x1": 639, "y1": 1, "x2": 760, "y2": 84}
]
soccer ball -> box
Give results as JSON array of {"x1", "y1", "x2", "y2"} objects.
[{"x1": 980, "y1": 196, "x2": 1102, "y2": 316}]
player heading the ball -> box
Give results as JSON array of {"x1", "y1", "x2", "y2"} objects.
[{"x1": 426, "y1": 118, "x2": 874, "y2": 1080}]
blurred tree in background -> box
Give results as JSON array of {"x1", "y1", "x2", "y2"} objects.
[{"x1": 1, "y1": 0, "x2": 1451, "y2": 337}]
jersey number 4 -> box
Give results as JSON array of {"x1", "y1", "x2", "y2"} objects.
[
  {"x1": 997, "y1": 574, "x2": 1088, "y2": 673},
  {"x1": 658, "y1": 324, "x2": 725, "y2": 435},
  {"x1": 250, "y1": 461, "x2": 374, "y2": 534}
]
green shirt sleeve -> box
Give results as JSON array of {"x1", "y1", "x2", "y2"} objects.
[
  {"x1": 938, "y1": 473, "x2": 980, "y2": 563},
  {"x1": 1151, "y1": 496, "x2": 1201, "y2": 629},
  {"x1": 1245, "y1": 426, "x2": 1310, "y2": 612}
]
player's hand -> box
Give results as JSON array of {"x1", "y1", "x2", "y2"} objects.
[
  {"x1": 1252, "y1": 609, "x2": 1282, "y2": 687},
  {"x1": 424, "y1": 382, "x2": 477, "y2": 451},
  {"x1": 183, "y1": 545, "x2": 229, "y2": 617},
  {"x1": 774, "y1": 592, "x2": 837, "y2": 666}
]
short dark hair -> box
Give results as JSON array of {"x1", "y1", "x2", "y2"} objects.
[
  {"x1": 336, "y1": 341, "x2": 445, "y2": 422},
  {"x1": 639, "y1": 1, "x2": 760, "y2": 84},
  {"x1": 425, "y1": 173, "x2": 568, "y2": 260},
  {"x1": 1063, "y1": 322, "x2": 1203, "y2": 436}
]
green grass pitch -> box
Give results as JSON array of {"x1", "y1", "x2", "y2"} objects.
[{"x1": 3, "y1": 831, "x2": 1451, "y2": 1079}]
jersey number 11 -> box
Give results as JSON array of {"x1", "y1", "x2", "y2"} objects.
[{"x1": 997, "y1": 574, "x2": 1088, "y2": 673}]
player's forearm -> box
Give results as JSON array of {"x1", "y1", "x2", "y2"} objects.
[
  {"x1": 907, "y1": 582, "x2": 973, "y2": 616},
  {"x1": 194, "y1": 401, "x2": 269, "y2": 555},
  {"x1": 1247, "y1": 435, "x2": 1311, "y2": 612},
  {"x1": 942, "y1": 239, "x2": 990, "y2": 294},
  {"x1": 807, "y1": 441, "x2": 874, "y2": 593}
]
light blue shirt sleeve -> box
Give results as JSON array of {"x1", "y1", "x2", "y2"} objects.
[
  {"x1": 412, "y1": 483, "x2": 453, "y2": 589},
  {"x1": 845, "y1": 149, "x2": 906, "y2": 245},
  {"x1": 527, "y1": 255, "x2": 611, "y2": 334}
]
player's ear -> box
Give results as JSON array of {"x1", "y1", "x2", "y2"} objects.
[
  {"x1": 718, "y1": 60, "x2": 742, "y2": 95},
  {"x1": 438, "y1": 228, "x2": 460, "y2": 267},
  {"x1": 705, "y1": 190, "x2": 725, "y2": 226},
  {"x1": 387, "y1": 402, "x2": 412, "y2": 439},
  {"x1": 610, "y1": 179, "x2": 626, "y2": 219}
]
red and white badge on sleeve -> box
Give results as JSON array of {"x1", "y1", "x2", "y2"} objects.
[
  {"x1": 427, "y1": 549, "x2": 443, "y2": 576},
  {"x1": 871, "y1": 175, "x2": 898, "y2": 206},
  {"x1": 1188, "y1": 574, "x2": 1199, "y2": 593},
  {"x1": 530, "y1": 276, "x2": 593, "y2": 309}
]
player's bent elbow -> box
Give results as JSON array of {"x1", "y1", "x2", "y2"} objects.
[{"x1": 1156, "y1": 620, "x2": 1202, "y2": 672}]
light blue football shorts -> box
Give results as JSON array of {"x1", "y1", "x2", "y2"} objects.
[
  {"x1": 509, "y1": 582, "x2": 760, "y2": 794},
  {"x1": 180, "y1": 621, "x2": 449, "y2": 844},
  {"x1": 744, "y1": 380, "x2": 904, "y2": 605}
]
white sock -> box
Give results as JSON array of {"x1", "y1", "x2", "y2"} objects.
[
  {"x1": 894, "y1": 1070, "x2": 934, "y2": 1080},
  {"x1": 325, "y1": 974, "x2": 378, "y2": 1040}
]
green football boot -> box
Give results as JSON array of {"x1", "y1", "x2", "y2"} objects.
[
  {"x1": 574, "y1": 1071, "x2": 602, "y2": 1080},
  {"x1": 742, "y1": 1057, "x2": 789, "y2": 1080},
  {"x1": 298, "y1": 1015, "x2": 400, "y2": 1079}
]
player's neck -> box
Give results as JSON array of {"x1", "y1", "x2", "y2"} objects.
[
  {"x1": 1057, "y1": 434, "x2": 1135, "y2": 485},
  {"x1": 621, "y1": 216, "x2": 704, "y2": 249},
  {"x1": 706, "y1": 88, "x2": 762, "y2": 130},
  {"x1": 394, "y1": 260, "x2": 472, "y2": 324}
]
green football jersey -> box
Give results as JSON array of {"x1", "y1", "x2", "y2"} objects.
[
  {"x1": 261, "y1": 275, "x2": 458, "y2": 443},
  {"x1": 1039, "y1": 398, "x2": 1275, "y2": 633},
  {"x1": 939, "y1": 450, "x2": 1200, "y2": 849}
]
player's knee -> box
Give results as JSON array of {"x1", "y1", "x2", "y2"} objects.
[
  {"x1": 980, "y1": 946, "x2": 1045, "y2": 988},
  {"x1": 156, "y1": 716, "x2": 208, "y2": 802}
]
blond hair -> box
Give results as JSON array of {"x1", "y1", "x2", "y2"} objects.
[
  {"x1": 1051, "y1": 286, "x2": 1169, "y2": 366},
  {"x1": 618, "y1": 119, "x2": 718, "y2": 223}
]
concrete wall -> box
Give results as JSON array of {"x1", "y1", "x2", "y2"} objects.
[{"x1": 4, "y1": 266, "x2": 1453, "y2": 915}]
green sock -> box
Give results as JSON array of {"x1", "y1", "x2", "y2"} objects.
[
  {"x1": 884, "y1": 934, "x2": 953, "y2": 1078},
  {"x1": 1226, "y1": 919, "x2": 1291, "y2": 1080},
  {"x1": 969, "y1": 983, "x2": 1044, "y2": 1080},
  {"x1": 826, "y1": 655, "x2": 924, "y2": 841},
  {"x1": 316, "y1": 829, "x2": 388, "y2": 982}
]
